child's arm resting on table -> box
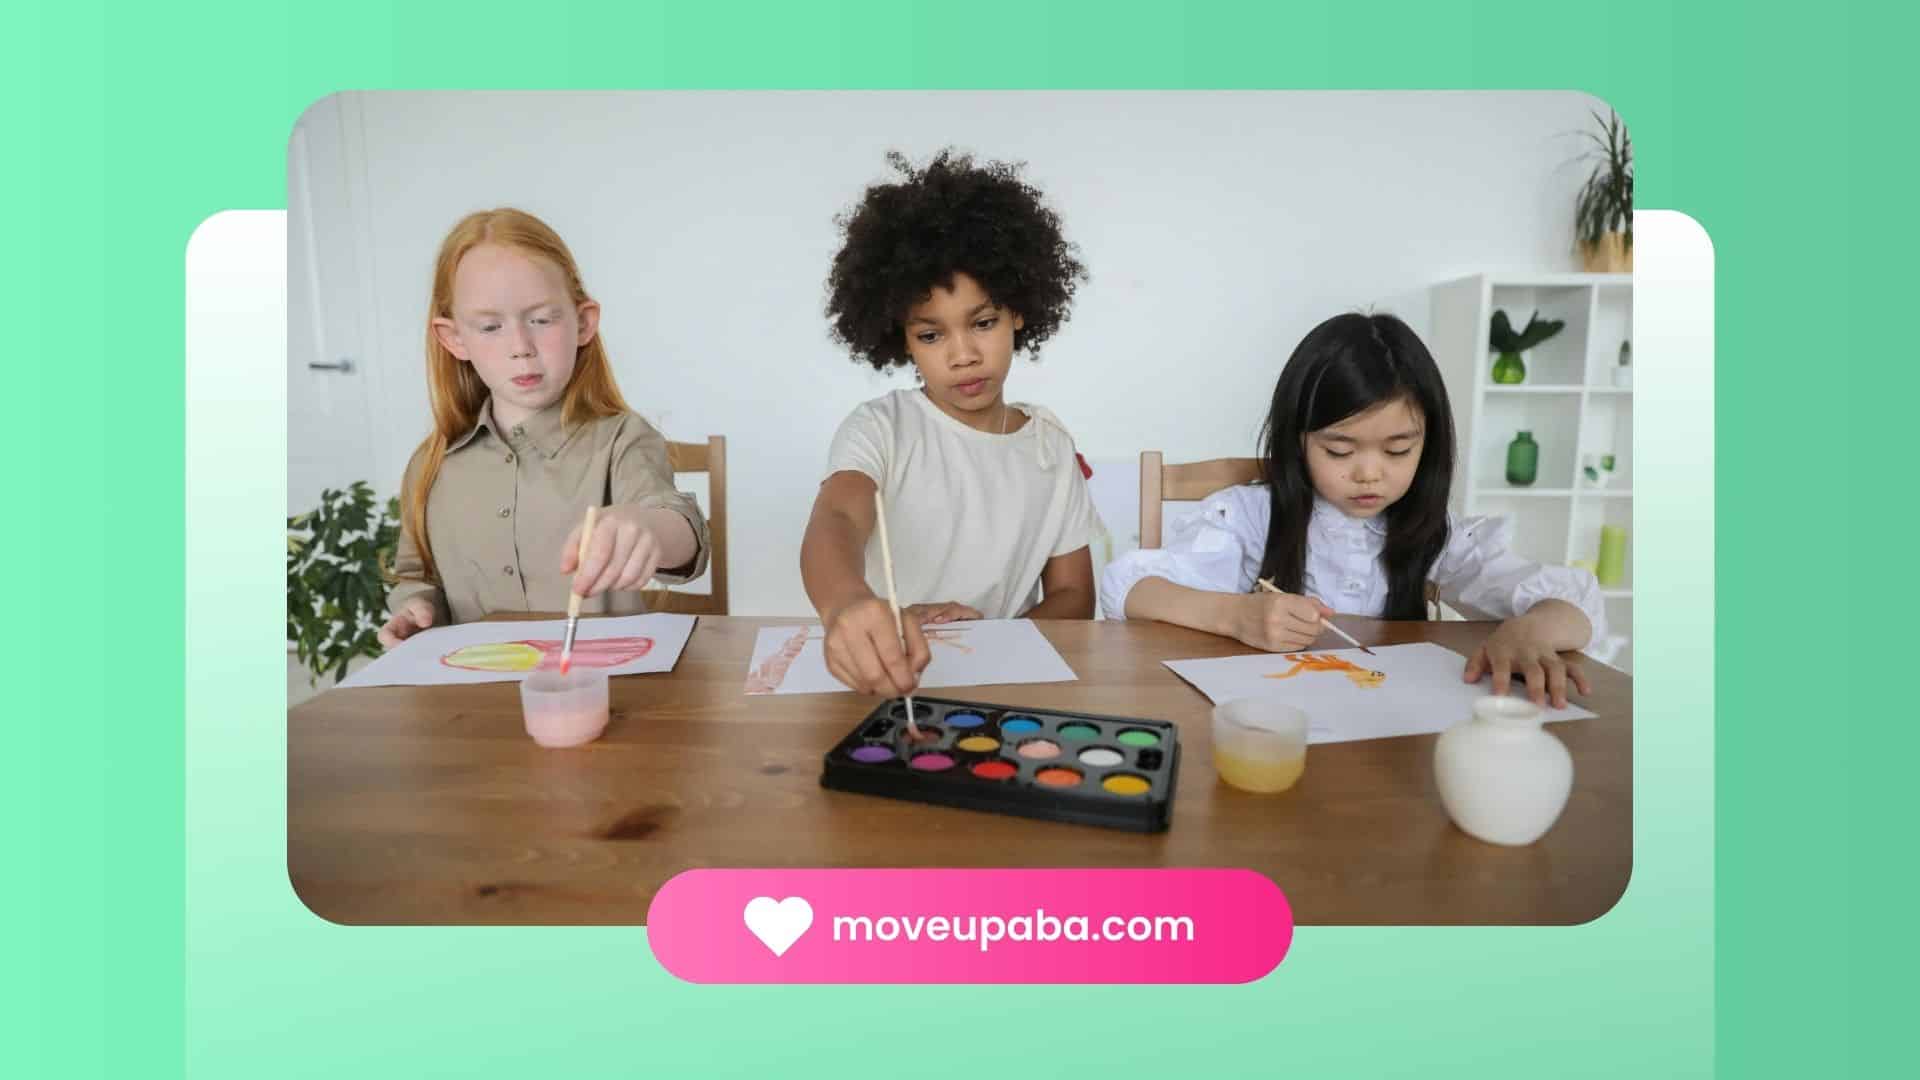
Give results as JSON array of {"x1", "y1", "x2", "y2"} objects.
[
  {"x1": 1436, "y1": 515, "x2": 1605, "y2": 709},
  {"x1": 800, "y1": 470, "x2": 930, "y2": 696},
  {"x1": 378, "y1": 593, "x2": 439, "y2": 649},
  {"x1": 907, "y1": 602, "x2": 984, "y2": 624},
  {"x1": 379, "y1": 457, "x2": 449, "y2": 648},
  {"x1": 1462, "y1": 599, "x2": 1593, "y2": 709},
  {"x1": 1024, "y1": 546, "x2": 1095, "y2": 619}
]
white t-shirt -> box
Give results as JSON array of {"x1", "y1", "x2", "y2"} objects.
[
  {"x1": 1098, "y1": 485, "x2": 1607, "y2": 651},
  {"x1": 826, "y1": 388, "x2": 1105, "y2": 619}
]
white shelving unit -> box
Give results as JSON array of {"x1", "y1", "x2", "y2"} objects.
[{"x1": 1429, "y1": 273, "x2": 1632, "y2": 671}]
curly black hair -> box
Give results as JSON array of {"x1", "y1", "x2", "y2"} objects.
[{"x1": 825, "y1": 149, "x2": 1088, "y2": 371}]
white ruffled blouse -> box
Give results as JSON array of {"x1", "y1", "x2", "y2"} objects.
[{"x1": 1098, "y1": 485, "x2": 1606, "y2": 650}]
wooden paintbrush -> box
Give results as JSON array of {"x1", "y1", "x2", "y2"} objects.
[
  {"x1": 559, "y1": 504, "x2": 599, "y2": 675},
  {"x1": 1256, "y1": 577, "x2": 1375, "y2": 655},
  {"x1": 871, "y1": 489, "x2": 920, "y2": 737}
]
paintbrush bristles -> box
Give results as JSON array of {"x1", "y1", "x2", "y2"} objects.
[
  {"x1": 1315, "y1": 618, "x2": 1373, "y2": 655},
  {"x1": 871, "y1": 490, "x2": 918, "y2": 735}
]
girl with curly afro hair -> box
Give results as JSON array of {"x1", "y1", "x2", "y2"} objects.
[{"x1": 800, "y1": 150, "x2": 1104, "y2": 697}]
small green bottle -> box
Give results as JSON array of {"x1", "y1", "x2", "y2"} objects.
[{"x1": 1506, "y1": 431, "x2": 1539, "y2": 486}]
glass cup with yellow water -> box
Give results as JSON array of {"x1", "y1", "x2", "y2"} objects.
[{"x1": 1212, "y1": 698, "x2": 1310, "y2": 793}]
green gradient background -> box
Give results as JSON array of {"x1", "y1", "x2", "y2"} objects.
[{"x1": 11, "y1": 0, "x2": 1900, "y2": 1076}]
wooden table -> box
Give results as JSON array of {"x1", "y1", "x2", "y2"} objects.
[{"x1": 289, "y1": 616, "x2": 1630, "y2": 926}]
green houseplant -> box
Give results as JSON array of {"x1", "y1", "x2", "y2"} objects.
[
  {"x1": 1489, "y1": 309, "x2": 1566, "y2": 384},
  {"x1": 1574, "y1": 109, "x2": 1633, "y2": 272},
  {"x1": 288, "y1": 482, "x2": 403, "y2": 685}
]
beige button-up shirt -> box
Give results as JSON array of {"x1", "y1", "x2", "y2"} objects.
[{"x1": 387, "y1": 399, "x2": 710, "y2": 624}]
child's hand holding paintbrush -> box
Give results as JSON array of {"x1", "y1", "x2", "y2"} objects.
[
  {"x1": 819, "y1": 595, "x2": 931, "y2": 700},
  {"x1": 1240, "y1": 579, "x2": 1373, "y2": 655},
  {"x1": 813, "y1": 492, "x2": 931, "y2": 706},
  {"x1": 560, "y1": 505, "x2": 694, "y2": 599},
  {"x1": 553, "y1": 502, "x2": 697, "y2": 672}
]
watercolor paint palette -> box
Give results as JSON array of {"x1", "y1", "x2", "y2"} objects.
[{"x1": 819, "y1": 697, "x2": 1181, "y2": 832}]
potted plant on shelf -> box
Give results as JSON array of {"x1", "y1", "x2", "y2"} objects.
[
  {"x1": 1574, "y1": 109, "x2": 1633, "y2": 272},
  {"x1": 288, "y1": 481, "x2": 402, "y2": 685},
  {"x1": 1489, "y1": 309, "x2": 1565, "y2": 385}
]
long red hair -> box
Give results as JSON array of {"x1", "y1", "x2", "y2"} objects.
[{"x1": 396, "y1": 209, "x2": 628, "y2": 585}]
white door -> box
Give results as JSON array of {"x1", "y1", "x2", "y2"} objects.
[{"x1": 287, "y1": 94, "x2": 376, "y2": 516}]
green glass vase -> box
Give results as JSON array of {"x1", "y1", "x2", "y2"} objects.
[
  {"x1": 1506, "y1": 431, "x2": 1539, "y2": 486},
  {"x1": 1491, "y1": 351, "x2": 1526, "y2": 384}
]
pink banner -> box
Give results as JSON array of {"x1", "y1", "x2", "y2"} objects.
[{"x1": 646, "y1": 868, "x2": 1293, "y2": 984}]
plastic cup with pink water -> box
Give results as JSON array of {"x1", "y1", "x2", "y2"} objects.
[{"x1": 519, "y1": 669, "x2": 611, "y2": 748}]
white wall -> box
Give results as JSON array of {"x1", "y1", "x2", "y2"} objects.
[{"x1": 289, "y1": 90, "x2": 1607, "y2": 616}]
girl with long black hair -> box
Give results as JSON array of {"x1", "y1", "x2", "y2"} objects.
[{"x1": 1099, "y1": 313, "x2": 1604, "y2": 708}]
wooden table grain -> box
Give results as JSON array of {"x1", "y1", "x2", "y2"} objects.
[{"x1": 288, "y1": 616, "x2": 1630, "y2": 926}]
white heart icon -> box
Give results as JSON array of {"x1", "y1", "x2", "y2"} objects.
[{"x1": 742, "y1": 896, "x2": 813, "y2": 957}]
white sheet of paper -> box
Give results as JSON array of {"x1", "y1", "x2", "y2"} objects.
[
  {"x1": 1162, "y1": 642, "x2": 1596, "y2": 744},
  {"x1": 743, "y1": 618, "x2": 1077, "y2": 695},
  {"x1": 337, "y1": 613, "x2": 698, "y2": 688}
]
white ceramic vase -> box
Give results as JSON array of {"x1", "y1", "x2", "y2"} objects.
[{"x1": 1433, "y1": 697, "x2": 1573, "y2": 846}]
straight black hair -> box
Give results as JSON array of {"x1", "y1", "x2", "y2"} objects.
[{"x1": 1256, "y1": 313, "x2": 1457, "y2": 619}]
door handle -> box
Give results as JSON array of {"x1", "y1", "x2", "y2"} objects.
[{"x1": 308, "y1": 357, "x2": 355, "y2": 373}]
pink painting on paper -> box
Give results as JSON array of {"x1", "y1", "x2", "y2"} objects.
[{"x1": 743, "y1": 627, "x2": 976, "y2": 695}]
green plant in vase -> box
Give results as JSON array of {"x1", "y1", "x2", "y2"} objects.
[
  {"x1": 1573, "y1": 109, "x2": 1633, "y2": 272},
  {"x1": 288, "y1": 481, "x2": 403, "y2": 685},
  {"x1": 1489, "y1": 309, "x2": 1565, "y2": 385}
]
